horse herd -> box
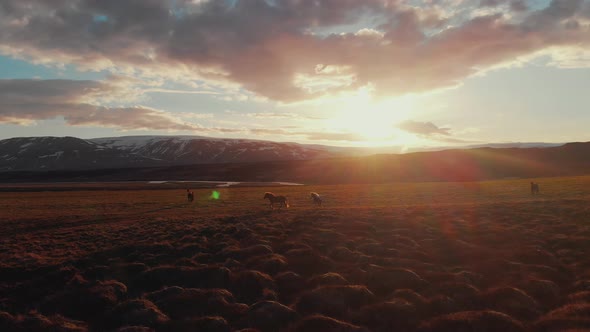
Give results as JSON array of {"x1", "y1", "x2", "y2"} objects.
[
  {"x1": 187, "y1": 189, "x2": 322, "y2": 210},
  {"x1": 261, "y1": 182, "x2": 540, "y2": 209},
  {"x1": 262, "y1": 191, "x2": 322, "y2": 209},
  {"x1": 186, "y1": 182, "x2": 540, "y2": 209}
]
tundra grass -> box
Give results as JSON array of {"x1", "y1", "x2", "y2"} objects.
[{"x1": 0, "y1": 176, "x2": 589, "y2": 331}]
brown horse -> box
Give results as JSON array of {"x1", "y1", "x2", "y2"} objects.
[
  {"x1": 310, "y1": 192, "x2": 322, "y2": 206},
  {"x1": 264, "y1": 192, "x2": 289, "y2": 209},
  {"x1": 530, "y1": 182, "x2": 540, "y2": 195},
  {"x1": 187, "y1": 189, "x2": 194, "y2": 202}
]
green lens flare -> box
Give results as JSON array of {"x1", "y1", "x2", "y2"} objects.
[{"x1": 211, "y1": 190, "x2": 220, "y2": 200}]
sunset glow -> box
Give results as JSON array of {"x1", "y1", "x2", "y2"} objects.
[{"x1": 0, "y1": 0, "x2": 589, "y2": 148}]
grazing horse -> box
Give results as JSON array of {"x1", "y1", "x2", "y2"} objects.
[
  {"x1": 530, "y1": 182, "x2": 540, "y2": 195},
  {"x1": 310, "y1": 192, "x2": 322, "y2": 206},
  {"x1": 187, "y1": 189, "x2": 194, "y2": 202},
  {"x1": 263, "y1": 192, "x2": 289, "y2": 209}
]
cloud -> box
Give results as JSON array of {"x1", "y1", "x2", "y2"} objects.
[
  {"x1": 176, "y1": 112, "x2": 215, "y2": 119},
  {"x1": 249, "y1": 128, "x2": 292, "y2": 136},
  {"x1": 0, "y1": 0, "x2": 588, "y2": 102},
  {"x1": 246, "y1": 112, "x2": 324, "y2": 120},
  {"x1": 0, "y1": 79, "x2": 200, "y2": 131},
  {"x1": 397, "y1": 120, "x2": 481, "y2": 144},
  {"x1": 64, "y1": 105, "x2": 199, "y2": 131},
  {"x1": 143, "y1": 88, "x2": 221, "y2": 95},
  {"x1": 398, "y1": 120, "x2": 451, "y2": 136},
  {"x1": 0, "y1": 78, "x2": 446, "y2": 143},
  {"x1": 301, "y1": 131, "x2": 365, "y2": 142},
  {"x1": 249, "y1": 127, "x2": 364, "y2": 141},
  {"x1": 546, "y1": 46, "x2": 590, "y2": 68},
  {"x1": 433, "y1": 136, "x2": 482, "y2": 144}
]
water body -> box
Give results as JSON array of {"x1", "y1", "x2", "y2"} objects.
[
  {"x1": 147, "y1": 180, "x2": 303, "y2": 187},
  {"x1": 0, "y1": 180, "x2": 304, "y2": 192}
]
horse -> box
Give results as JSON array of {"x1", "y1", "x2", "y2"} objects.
[
  {"x1": 530, "y1": 182, "x2": 540, "y2": 195},
  {"x1": 187, "y1": 189, "x2": 194, "y2": 202},
  {"x1": 310, "y1": 192, "x2": 322, "y2": 206},
  {"x1": 263, "y1": 192, "x2": 289, "y2": 209}
]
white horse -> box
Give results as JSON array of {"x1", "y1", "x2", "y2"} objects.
[
  {"x1": 263, "y1": 192, "x2": 289, "y2": 209},
  {"x1": 310, "y1": 192, "x2": 322, "y2": 206}
]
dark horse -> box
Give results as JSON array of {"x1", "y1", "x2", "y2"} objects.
[
  {"x1": 263, "y1": 192, "x2": 289, "y2": 209},
  {"x1": 187, "y1": 189, "x2": 194, "y2": 202},
  {"x1": 530, "y1": 182, "x2": 540, "y2": 195}
]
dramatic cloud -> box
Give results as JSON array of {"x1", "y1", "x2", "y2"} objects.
[
  {"x1": 1, "y1": 0, "x2": 588, "y2": 102},
  {"x1": 0, "y1": 79, "x2": 200, "y2": 130}
]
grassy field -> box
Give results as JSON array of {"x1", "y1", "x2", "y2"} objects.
[{"x1": 1, "y1": 176, "x2": 590, "y2": 331}]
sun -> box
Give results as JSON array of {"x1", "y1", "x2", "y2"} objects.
[
  {"x1": 328, "y1": 95, "x2": 417, "y2": 146},
  {"x1": 334, "y1": 112, "x2": 394, "y2": 140}
]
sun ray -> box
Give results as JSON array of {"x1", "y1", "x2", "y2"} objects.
[{"x1": 326, "y1": 95, "x2": 419, "y2": 146}]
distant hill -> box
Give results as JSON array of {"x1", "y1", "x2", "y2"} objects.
[
  {"x1": 0, "y1": 135, "x2": 343, "y2": 171},
  {"x1": 1, "y1": 137, "x2": 588, "y2": 184},
  {"x1": 0, "y1": 136, "x2": 156, "y2": 172}
]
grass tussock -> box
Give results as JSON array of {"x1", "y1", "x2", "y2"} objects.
[{"x1": 1, "y1": 177, "x2": 590, "y2": 330}]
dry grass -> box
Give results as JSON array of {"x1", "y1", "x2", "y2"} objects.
[{"x1": 1, "y1": 176, "x2": 590, "y2": 331}]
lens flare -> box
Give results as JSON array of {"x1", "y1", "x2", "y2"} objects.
[{"x1": 210, "y1": 190, "x2": 220, "y2": 200}]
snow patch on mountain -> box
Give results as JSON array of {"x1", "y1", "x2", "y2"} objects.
[{"x1": 38, "y1": 151, "x2": 64, "y2": 159}]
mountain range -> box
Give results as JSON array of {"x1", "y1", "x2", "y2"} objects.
[
  {"x1": 2, "y1": 135, "x2": 588, "y2": 184},
  {"x1": 0, "y1": 136, "x2": 343, "y2": 172},
  {"x1": 0, "y1": 135, "x2": 566, "y2": 173}
]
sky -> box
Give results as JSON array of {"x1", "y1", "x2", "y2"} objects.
[{"x1": 0, "y1": 0, "x2": 589, "y2": 149}]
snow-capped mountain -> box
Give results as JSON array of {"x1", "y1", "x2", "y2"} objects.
[
  {"x1": 0, "y1": 136, "x2": 339, "y2": 171},
  {"x1": 89, "y1": 136, "x2": 335, "y2": 164},
  {"x1": 0, "y1": 136, "x2": 160, "y2": 171}
]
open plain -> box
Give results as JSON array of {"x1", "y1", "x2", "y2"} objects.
[{"x1": 1, "y1": 176, "x2": 590, "y2": 331}]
